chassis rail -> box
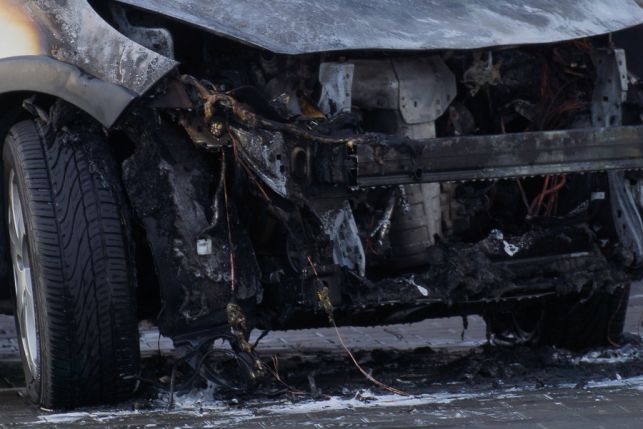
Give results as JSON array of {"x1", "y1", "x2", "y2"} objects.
[{"x1": 349, "y1": 125, "x2": 643, "y2": 185}]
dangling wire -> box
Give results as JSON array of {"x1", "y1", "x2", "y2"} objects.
[
  {"x1": 259, "y1": 356, "x2": 307, "y2": 396},
  {"x1": 221, "y1": 152, "x2": 237, "y2": 292},
  {"x1": 307, "y1": 257, "x2": 408, "y2": 396},
  {"x1": 528, "y1": 174, "x2": 567, "y2": 218}
]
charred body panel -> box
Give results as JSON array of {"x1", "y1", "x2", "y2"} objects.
[
  {"x1": 0, "y1": 0, "x2": 176, "y2": 126},
  {"x1": 114, "y1": 0, "x2": 643, "y2": 54},
  {"x1": 120, "y1": 114, "x2": 262, "y2": 338}
]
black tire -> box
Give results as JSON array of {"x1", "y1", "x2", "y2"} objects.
[
  {"x1": 484, "y1": 285, "x2": 630, "y2": 350},
  {"x1": 3, "y1": 120, "x2": 139, "y2": 408}
]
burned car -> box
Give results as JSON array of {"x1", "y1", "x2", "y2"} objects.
[{"x1": 0, "y1": 0, "x2": 643, "y2": 408}]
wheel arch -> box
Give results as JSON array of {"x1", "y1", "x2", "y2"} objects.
[
  {"x1": 0, "y1": 67, "x2": 132, "y2": 302},
  {"x1": 0, "y1": 56, "x2": 137, "y2": 129}
]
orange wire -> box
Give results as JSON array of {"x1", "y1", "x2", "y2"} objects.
[
  {"x1": 222, "y1": 155, "x2": 236, "y2": 292},
  {"x1": 306, "y1": 256, "x2": 408, "y2": 396},
  {"x1": 306, "y1": 256, "x2": 319, "y2": 277},
  {"x1": 529, "y1": 176, "x2": 550, "y2": 216},
  {"x1": 529, "y1": 175, "x2": 567, "y2": 217}
]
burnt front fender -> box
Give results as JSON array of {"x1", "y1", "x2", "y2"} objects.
[
  {"x1": 0, "y1": 56, "x2": 136, "y2": 127},
  {"x1": 0, "y1": 0, "x2": 177, "y2": 127}
]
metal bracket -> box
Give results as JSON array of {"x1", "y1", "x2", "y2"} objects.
[
  {"x1": 318, "y1": 63, "x2": 355, "y2": 116},
  {"x1": 593, "y1": 49, "x2": 643, "y2": 264}
]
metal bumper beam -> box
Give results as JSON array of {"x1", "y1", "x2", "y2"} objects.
[{"x1": 351, "y1": 125, "x2": 643, "y2": 185}]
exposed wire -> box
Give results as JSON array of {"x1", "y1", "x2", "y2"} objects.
[
  {"x1": 529, "y1": 176, "x2": 550, "y2": 217},
  {"x1": 330, "y1": 321, "x2": 407, "y2": 396},
  {"x1": 221, "y1": 153, "x2": 236, "y2": 292},
  {"x1": 259, "y1": 356, "x2": 307, "y2": 396},
  {"x1": 182, "y1": 74, "x2": 364, "y2": 145},
  {"x1": 542, "y1": 175, "x2": 567, "y2": 197},
  {"x1": 306, "y1": 255, "x2": 319, "y2": 277},
  {"x1": 528, "y1": 174, "x2": 567, "y2": 218},
  {"x1": 160, "y1": 335, "x2": 239, "y2": 409},
  {"x1": 306, "y1": 256, "x2": 408, "y2": 397}
]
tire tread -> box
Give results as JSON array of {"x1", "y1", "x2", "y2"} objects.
[{"x1": 3, "y1": 120, "x2": 138, "y2": 408}]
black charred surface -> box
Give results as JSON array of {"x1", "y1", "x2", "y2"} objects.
[
  {"x1": 97, "y1": 24, "x2": 643, "y2": 347},
  {"x1": 267, "y1": 225, "x2": 629, "y2": 330},
  {"x1": 120, "y1": 112, "x2": 261, "y2": 337}
]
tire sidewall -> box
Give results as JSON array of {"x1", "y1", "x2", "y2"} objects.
[{"x1": 2, "y1": 125, "x2": 46, "y2": 404}]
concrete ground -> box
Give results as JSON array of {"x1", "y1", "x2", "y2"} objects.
[{"x1": 0, "y1": 283, "x2": 642, "y2": 428}]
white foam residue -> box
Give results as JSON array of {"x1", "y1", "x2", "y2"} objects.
[
  {"x1": 38, "y1": 412, "x2": 92, "y2": 424},
  {"x1": 30, "y1": 372, "x2": 643, "y2": 426},
  {"x1": 416, "y1": 285, "x2": 429, "y2": 297},
  {"x1": 404, "y1": 275, "x2": 430, "y2": 297},
  {"x1": 578, "y1": 344, "x2": 640, "y2": 365},
  {"x1": 503, "y1": 241, "x2": 519, "y2": 257},
  {"x1": 260, "y1": 390, "x2": 521, "y2": 416}
]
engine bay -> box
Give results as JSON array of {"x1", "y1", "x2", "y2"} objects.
[{"x1": 106, "y1": 15, "x2": 643, "y2": 345}]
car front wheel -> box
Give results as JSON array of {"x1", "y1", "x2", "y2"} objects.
[{"x1": 3, "y1": 120, "x2": 139, "y2": 408}]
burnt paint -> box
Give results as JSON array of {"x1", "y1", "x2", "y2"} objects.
[
  {"x1": 0, "y1": 1, "x2": 44, "y2": 58},
  {"x1": 115, "y1": 0, "x2": 643, "y2": 55},
  {"x1": 0, "y1": 0, "x2": 176, "y2": 127}
]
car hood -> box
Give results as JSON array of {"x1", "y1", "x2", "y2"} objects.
[{"x1": 114, "y1": 0, "x2": 643, "y2": 55}]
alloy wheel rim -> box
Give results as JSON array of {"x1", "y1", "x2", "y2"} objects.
[{"x1": 7, "y1": 169, "x2": 39, "y2": 377}]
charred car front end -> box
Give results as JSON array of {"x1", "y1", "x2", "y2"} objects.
[{"x1": 1, "y1": 0, "x2": 643, "y2": 408}]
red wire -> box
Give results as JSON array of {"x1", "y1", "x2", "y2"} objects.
[
  {"x1": 222, "y1": 155, "x2": 236, "y2": 292},
  {"x1": 529, "y1": 176, "x2": 550, "y2": 217},
  {"x1": 306, "y1": 256, "x2": 319, "y2": 277},
  {"x1": 541, "y1": 174, "x2": 567, "y2": 197},
  {"x1": 306, "y1": 255, "x2": 408, "y2": 396},
  {"x1": 528, "y1": 175, "x2": 567, "y2": 217}
]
